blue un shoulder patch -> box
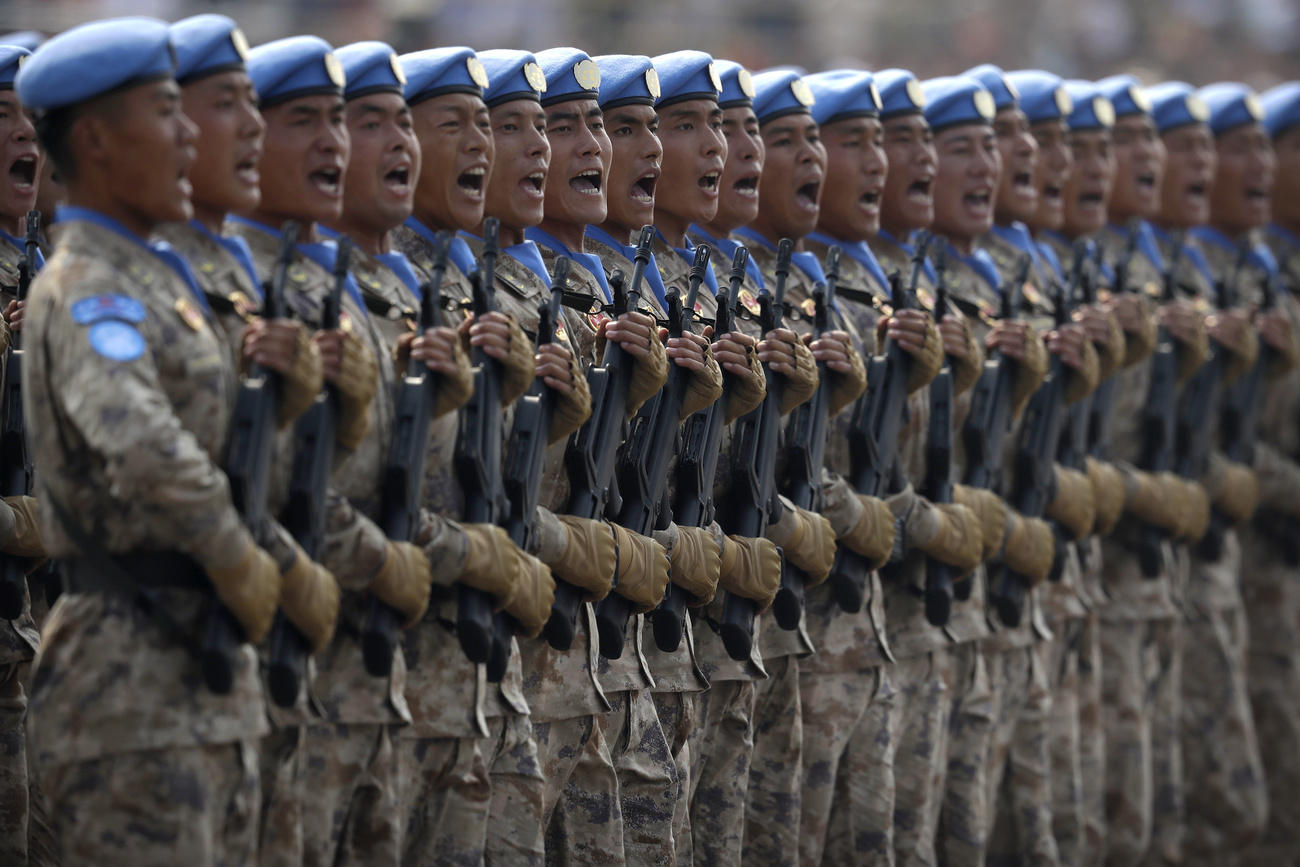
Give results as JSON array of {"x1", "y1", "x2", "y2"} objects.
[
  {"x1": 71, "y1": 294, "x2": 147, "y2": 326},
  {"x1": 87, "y1": 320, "x2": 146, "y2": 362}
]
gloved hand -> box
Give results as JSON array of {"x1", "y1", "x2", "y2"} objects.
[
  {"x1": 821, "y1": 477, "x2": 895, "y2": 570},
  {"x1": 1046, "y1": 465, "x2": 1097, "y2": 541},
  {"x1": 547, "y1": 348, "x2": 593, "y2": 443},
  {"x1": 1085, "y1": 458, "x2": 1125, "y2": 536},
  {"x1": 766, "y1": 503, "x2": 837, "y2": 586},
  {"x1": 535, "y1": 512, "x2": 617, "y2": 601},
  {"x1": 1204, "y1": 457, "x2": 1259, "y2": 526},
  {"x1": 241, "y1": 320, "x2": 323, "y2": 428},
  {"x1": 370, "y1": 540, "x2": 433, "y2": 627},
  {"x1": 204, "y1": 533, "x2": 282, "y2": 644},
  {"x1": 954, "y1": 485, "x2": 1007, "y2": 561},
  {"x1": 333, "y1": 331, "x2": 379, "y2": 450},
  {"x1": 1002, "y1": 512, "x2": 1055, "y2": 585},
  {"x1": 718, "y1": 534, "x2": 782, "y2": 609},
  {"x1": 455, "y1": 524, "x2": 521, "y2": 606},
  {"x1": 0, "y1": 495, "x2": 45, "y2": 558},
  {"x1": 500, "y1": 550, "x2": 555, "y2": 638},
  {"x1": 609, "y1": 524, "x2": 670, "y2": 614},
  {"x1": 278, "y1": 540, "x2": 340, "y2": 653},
  {"x1": 655, "y1": 523, "x2": 721, "y2": 605},
  {"x1": 909, "y1": 500, "x2": 983, "y2": 574}
]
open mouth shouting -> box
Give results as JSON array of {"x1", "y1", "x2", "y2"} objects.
[
  {"x1": 631, "y1": 170, "x2": 658, "y2": 204},
  {"x1": 1245, "y1": 185, "x2": 1269, "y2": 204},
  {"x1": 859, "y1": 184, "x2": 882, "y2": 212},
  {"x1": 1012, "y1": 170, "x2": 1034, "y2": 192},
  {"x1": 1136, "y1": 171, "x2": 1157, "y2": 193},
  {"x1": 383, "y1": 162, "x2": 413, "y2": 196},
  {"x1": 235, "y1": 149, "x2": 260, "y2": 188},
  {"x1": 907, "y1": 175, "x2": 933, "y2": 202},
  {"x1": 7, "y1": 153, "x2": 35, "y2": 193},
  {"x1": 1042, "y1": 183, "x2": 1062, "y2": 203},
  {"x1": 795, "y1": 180, "x2": 821, "y2": 212},
  {"x1": 520, "y1": 170, "x2": 545, "y2": 198},
  {"x1": 570, "y1": 168, "x2": 602, "y2": 196},
  {"x1": 733, "y1": 171, "x2": 760, "y2": 199},
  {"x1": 457, "y1": 165, "x2": 486, "y2": 199},
  {"x1": 963, "y1": 186, "x2": 993, "y2": 216},
  {"x1": 698, "y1": 171, "x2": 720, "y2": 197},
  {"x1": 309, "y1": 165, "x2": 343, "y2": 197}
]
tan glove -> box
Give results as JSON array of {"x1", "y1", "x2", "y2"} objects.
[
  {"x1": 1002, "y1": 512, "x2": 1055, "y2": 585},
  {"x1": 1204, "y1": 456, "x2": 1260, "y2": 526},
  {"x1": 1046, "y1": 465, "x2": 1097, "y2": 541},
  {"x1": 204, "y1": 533, "x2": 282, "y2": 644},
  {"x1": 0, "y1": 495, "x2": 45, "y2": 558},
  {"x1": 1175, "y1": 478, "x2": 1211, "y2": 543},
  {"x1": 828, "y1": 343, "x2": 868, "y2": 417},
  {"x1": 950, "y1": 319, "x2": 984, "y2": 397},
  {"x1": 1213, "y1": 314, "x2": 1261, "y2": 385},
  {"x1": 656, "y1": 524, "x2": 721, "y2": 605},
  {"x1": 394, "y1": 329, "x2": 475, "y2": 419},
  {"x1": 626, "y1": 336, "x2": 670, "y2": 417},
  {"x1": 609, "y1": 524, "x2": 671, "y2": 614},
  {"x1": 496, "y1": 314, "x2": 537, "y2": 407},
  {"x1": 547, "y1": 515, "x2": 617, "y2": 600},
  {"x1": 335, "y1": 331, "x2": 379, "y2": 450},
  {"x1": 909, "y1": 500, "x2": 984, "y2": 574},
  {"x1": 1122, "y1": 297, "x2": 1159, "y2": 367},
  {"x1": 1174, "y1": 318, "x2": 1210, "y2": 385},
  {"x1": 1263, "y1": 312, "x2": 1300, "y2": 379},
  {"x1": 369, "y1": 540, "x2": 432, "y2": 627},
  {"x1": 904, "y1": 317, "x2": 945, "y2": 394},
  {"x1": 953, "y1": 485, "x2": 1007, "y2": 561},
  {"x1": 1124, "y1": 470, "x2": 1180, "y2": 533},
  {"x1": 262, "y1": 323, "x2": 323, "y2": 428},
  {"x1": 820, "y1": 482, "x2": 895, "y2": 571},
  {"x1": 1063, "y1": 340, "x2": 1101, "y2": 405},
  {"x1": 278, "y1": 541, "x2": 340, "y2": 653},
  {"x1": 549, "y1": 351, "x2": 593, "y2": 444},
  {"x1": 766, "y1": 504, "x2": 837, "y2": 587},
  {"x1": 680, "y1": 351, "x2": 725, "y2": 419},
  {"x1": 1086, "y1": 458, "x2": 1125, "y2": 536},
  {"x1": 1093, "y1": 309, "x2": 1126, "y2": 382},
  {"x1": 778, "y1": 338, "x2": 819, "y2": 415},
  {"x1": 1009, "y1": 335, "x2": 1050, "y2": 419},
  {"x1": 456, "y1": 524, "x2": 520, "y2": 605},
  {"x1": 718, "y1": 534, "x2": 782, "y2": 608},
  {"x1": 500, "y1": 550, "x2": 555, "y2": 638},
  {"x1": 725, "y1": 344, "x2": 767, "y2": 422}
]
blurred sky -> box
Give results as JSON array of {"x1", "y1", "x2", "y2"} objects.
[{"x1": 3, "y1": 0, "x2": 1297, "y2": 88}]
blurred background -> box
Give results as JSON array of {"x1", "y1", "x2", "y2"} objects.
[{"x1": 2, "y1": 0, "x2": 1297, "y2": 88}]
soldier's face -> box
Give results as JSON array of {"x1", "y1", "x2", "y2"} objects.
[
  {"x1": 543, "y1": 97, "x2": 609, "y2": 230},
  {"x1": 603, "y1": 104, "x2": 660, "y2": 236},
  {"x1": 1028, "y1": 119, "x2": 1071, "y2": 232},
  {"x1": 879, "y1": 114, "x2": 935, "y2": 233},
  {"x1": 180, "y1": 71, "x2": 264, "y2": 224},
  {"x1": 818, "y1": 116, "x2": 887, "y2": 241},
  {"x1": 992, "y1": 107, "x2": 1038, "y2": 225},
  {"x1": 341, "y1": 92, "x2": 421, "y2": 236},
  {"x1": 410, "y1": 93, "x2": 492, "y2": 233},
  {"x1": 931, "y1": 123, "x2": 1000, "y2": 244},
  {"x1": 484, "y1": 98, "x2": 549, "y2": 231},
  {"x1": 1158, "y1": 124, "x2": 1215, "y2": 229},
  {"x1": 711, "y1": 106, "x2": 764, "y2": 233},
  {"x1": 655, "y1": 99, "x2": 726, "y2": 238},
  {"x1": 1271, "y1": 127, "x2": 1300, "y2": 229},
  {"x1": 0, "y1": 90, "x2": 39, "y2": 227},
  {"x1": 1062, "y1": 129, "x2": 1113, "y2": 237},
  {"x1": 754, "y1": 113, "x2": 825, "y2": 241},
  {"x1": 1109, "y1": 115, "x2": 1165, "y2": 222},
  {"x1": 256, "y1": 95, "x2": 350, "y2": 225},
  {"x1": 1210, "y1": 122, "x2": 1274, "y2": 235},
  {"x1": 35, "y1": 154, "x2": 64, "y2": 220}
]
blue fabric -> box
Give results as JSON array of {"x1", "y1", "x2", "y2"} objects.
[
  {"x1": 245, "y1": 36, "x2": 342, "y2": 108},
  {"x1": 807, "y1": 231, "x2": 890, "y2": 293},
  {"x1": 1261, "y1": 82, "x2": 1300, "y2": 138},
  {"x1": 585, "y1": 224, "x2": 668, "y2": 309},
  {"x1": 477, "y1": 49, "x2": 543, "y2": 107},
  {"x1": 189, "y1": 220, "x2": 259, "y2": 298},
  {"x1": 0, "y1": 229, "x2": 44, "y2": 271},
  {"x1": 1036, "y1": 239, "x2": 1064, "y2": 277},
  {"x1": 16, "y1": 17, "x2": 173, "y2": 112},
  {"x1": 1199, "y1": 82, "x2": 1264, "y2": 136},
  {"x1": 1062, "y1": 80, "x2": 1114, "y2": 131},
  {"x1": 0, "y1": 46, "x2": 30, "y2": 88},
  {"x1": 170, "y1": 14, "x2": 245, "y2": 83},
  {"x1": 525, "y1": 225, "x2": 612, "y2": 301},
  {"x1": 399, "y1": 47, "x2": 485, "y2": 104},
  {"x1": 805, "y1": 70, "x2": 880, "y2": 125},
  {"x1": 1147, "y1": 81, "x2": 1208, "y2": 134},
  {"x1": 948, "y1": 245, "x2": 1001, "y2": 293},
  {"x1": 1096, "y1": 74, "x2": 1150, "y2": 118},
  {"x1": 875, "y1": 68, "x2": 926, "y2": 119},
  {"x1": 375, "y1": 251, "x2": 423, "y2": 297},
  {"x1": 689, "y1": 225, "x2": 765, "y2": 288},
  {"x1": 1156, "y1": 225, "x2": 1217, "y2": 288},
  {"x1": 1107, "y1": 220, "x2": 1166, "y2": 275},
  {"x1": 591, "y1": 54, "x2": 657, "y2": 108},
  {"x1": 964, "y1": 64, "x2": 1017, "y2": 111},
  {"x1": 922, "y1": 75, "x2": 995, "y2": 132},
  {"x1": 714, "y1": 59, "x2": 755, "y2": 109},
  {"x1": 751, "y1": 69, "x2": 813, "y2": 124},
  {"x1": 533, "y1": 47, "x2": 601, "y2": 107},
  {"x1": 651, "y1": 50, "x2": 719, "y2": 108},
  {"x1": 336, "y1": 41, "x2": 404, "y2": 99},
  {"x1": 402, "y1": 216, "x2": 477, "y2": 277},
  {"x1": 877, "y1": 228, "x2": 937, "y2": 282},
  {"x1": 1007, "y1": 70, "x2": 1073, "y2": 124},
  {"x1": 228, "y1": 215, "x2": 366, "y2": 315},
  {"x1": 658, "y1": 230, "x2": 720, "y2": 295}
]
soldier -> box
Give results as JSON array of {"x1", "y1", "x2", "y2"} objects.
[{"x1": 15, "y1": 17, "x2": 281, "y2": 863}]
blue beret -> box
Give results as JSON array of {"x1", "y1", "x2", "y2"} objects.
[
  {"x1": 1199, "y1": 82, "x2": 1265, "y2": 136},
  {"x1": 1096, "y1": 74, "x2": 1151, "y2": 119},
  {"x1": 170, "y1": 14, "x2": 248, "y2": 85},
  {"x1": 0, "y1": 32, "x2": 44, "y2": 52},
  {"x1": 534, "y1": 47, "x2": 600, "y2": 107},
  {"x1": 1261, "y1": 82, "x2": 1300, "y2": 138},
  {"x1": 0, "y1": 46, "x2": 29, "y2": 90},
  {"x1": 336, "y1": 41, "x2": 404, "y2": 100},
  {"x1": 592, "y1": 54, "x2": 658, "y2": 109},
  {"x1": 1145, "y1": 81, "x2": 1209, "y2": 134},
  {"x1": 875, "y1": 69, "x2": 926, "y2": 120},
  {"x1": 964, "y1": 64, "x2": 1018, "y2": 112},
  {"x1": 478, "y1": 49, "x2": 544, "y2": 108},
  {"x1": 805, "y1": 70, "x2": 880, "y2": 126},
  {"x1": 751, "y1": 69, "x2": 815, "y2": 125},
  {"x1": 651, "y1": 50, "x2": 720, "y2": 109},
  {"x1": 922, "y1": 76, "x2": 995, "y2": 133},
  {"x1": 400, "y1": 47, "x2": 487, "y2": 106},
  {"x1": 1062, "y1": 80, "x2": 1114, "y2": 131},
  {"x1": 1006, "y1": 70, "x2": 1073, "y2": 124},
  {"x1": 16, "y1": 17, "x2": 174, "y2": 114},
  {"x1": 714, "y1": 59, "x2": 755, "y2": 110},
  {"x1": 246, "y1": 36, "x2": 343, "y2": 109}
]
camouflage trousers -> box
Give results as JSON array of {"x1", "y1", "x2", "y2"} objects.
[
  {"x1": 1099, "y1": 615, "x2": 1182, "y2": 867},
  {"x1": 653, "y1": 690, "x2": 699, "y2": 864},
  {"x1": 892, "y1": 651, "x2": 952, "y2": 867},
  {"x1": 798, "y1": 665, "x2": 899, "y2": 866},
  {"x1": 935, "y1": 641, "x2": 996, "y2": 867},
  {"x1": 744, "y1": 654, "x2": 803, "y2": 866},
  {"x1": 484, "y1": 713, "x2": 546, "y2": 865},
  {"x1": 600, "y1": 688, "x2": 678, "y2": 865},
  {"x1": 1181, "y1": 603, "x2": 1267, "y2": 863},
  {"x1": 40, "y1": 740, "x2": 259, "y2": 866},
  {"x1": 257, "y1": 725, "x2": 303, "y2": 867},
  {"x1": 1, "y1": 661, "x2": 54, "y2": 867},
  {"x1": 687, "y1": 679, "x2": 757, "y2": 867},
  {"x1": 395, "y1": 732, "x2": 489, "y2": 865},
  {"x1": 539, "y1": 714, "x2": 623, "y2": 865},
  {"x1": 299, "y1": 722, "x2": 401, "y2": 867},
  {"x1": 1243, "y1": 648, "x2": 1300, "y2": 867},
  {"x1": 985, "y1": 642, "x2": 1059, "y2": 867}
]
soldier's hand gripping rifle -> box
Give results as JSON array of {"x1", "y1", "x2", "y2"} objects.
[
  {"x1": 772, "y1": 245, "x2": 841, "y2": 629},
  {"x1": 1086, "y1": 233, "x2": 1135, "y2": 457},
  {"x1": 920, "y1": 240, "x2": 957, "y2": 625},
  {"x1": 828, "y1": 231, "x2": 933, "y2": 613},
  {"x1": 654, "y1": 247, "x2": 745, "y2": 653},
  {"x1": 485, "y1": 257, "x2": 570, "y2": 680},
  {"x1": 717, "y1": 239, "x2": 793, "y2": 660},
  {"x1": 543, "y1": 226, "x2": 656, "y2": 651},
  {"x1": 596, "y1": 245, "x2": 710, "y2": 658},
  {"x1": 362, "y1": 232, "x2": 452, "y2": 677},
  {"x1": 0, "y1": 209, "x2": 40, "y2": 620}
]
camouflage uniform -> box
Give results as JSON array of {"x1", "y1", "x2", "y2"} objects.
[{"x1": 25, "y1": 215, "x2": 268, "y2": 864}]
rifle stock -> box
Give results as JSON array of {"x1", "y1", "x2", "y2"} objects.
[{"x1": 921, "y1": 240, "x2": 955, "y2": 625}]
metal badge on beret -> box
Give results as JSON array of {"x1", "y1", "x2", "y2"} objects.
[
  {"x1": 231, "y1": 28, "x2": 249, "y2": 60},
  {"x1": 708, "y1": 62, "x2": 722, "y2": 92},
  {"x1": 525, "y1": 61, "x2": 548, "y2": 93},
  {"x1": 974, "y1": 89, "x2": 995, "y2": 119},
  {"x1": 906, "y1": 78, "x2": 925, "y2": 108},
  {"x1": 574, "y1": 59, "x2": 600, "y2": 90},
  {"x1": 468, "y1": 56, "x2": 489, "y2": 88},
  {"x1": 791, "y1": 78, "x2": 814, "y2": 106},
  {"x1": 324, "y1": 52, "x2": 345, "y2": 87},
  {"x1": 390, "y1": 53, "x2": 407, "y2": 85},
  {"x1": 1055, "y1": 87, "x2": 1073, "y2": 115},
  {"x1": 738, "y1": 68, "x2": 755, "y2": 98},
  {"x1": 645, "y1": 67, "x2": 661, "y2": 99}
]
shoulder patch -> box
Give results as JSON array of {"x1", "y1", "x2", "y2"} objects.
[
  {"x1": 87, "y1": 320, "x2": 146, "y2": 362},
  {"x1": 71, "y1": 294, "x2": 147, "y2": 326}
]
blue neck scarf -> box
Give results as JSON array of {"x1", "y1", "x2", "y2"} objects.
[
  {"x1": 585, "y1": 224, "x2": 668, "y2": 309},
  {"x1": 688, "y1": 225, "x2": 766, "y2": 288},
  {"x1": 189, "y1": 219, "x2": 260, "y2": 299},
  {"x1": 806, "y1": 231, "x2": 890, "y2": 294},
  {"x1": 526, "y1": 225, "x2": 613, "y2": 302},
  {"x1": 228, "y1": 216, "x2": 368, "y2": 315},
  {"x1": 877, "y1": 228, "x2": 937, "y2": 282}
]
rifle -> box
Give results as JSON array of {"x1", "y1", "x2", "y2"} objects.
[
  {"x1": 988, "y1": 243, "x2": 1082, "y2": 627},
  {"x1": 655, "y1": 247, "x2": 745, "y2": 653},
  {"x1": 716, "y1": 239, "x2": 793, "y2": 660},
  {"x1": 920, "y1": 240, "x2": 957, "y2": 625},
  {"x1": 829, "y1": 232, "x2": 933, "y2": 613},
  {"x1": 0, "y1": 209, "x2": 39, "y2": 620},
  {"x1": 362, "y1": 232, "x2": 452, "y2": 677},
  {"x1": 595, "y1": 245, "x2": 710, "y2": 658},
  {"x1": 1086, "y1": 234, "x2": 1133, "y2": 458},
  {"x1": 487, "y1": 257, "x2": 570, "y2": 680},
  {"x1": 544, "y1": 226, "x2": 656, "y2": 651}
]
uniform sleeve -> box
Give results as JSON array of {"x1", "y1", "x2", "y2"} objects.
[
  {"x1": 1253, "y1": 442, "x2": 1300, "y2": 517},
  {"x1": 320, "y1": 491, "x2": 391, "y2": 590}
]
